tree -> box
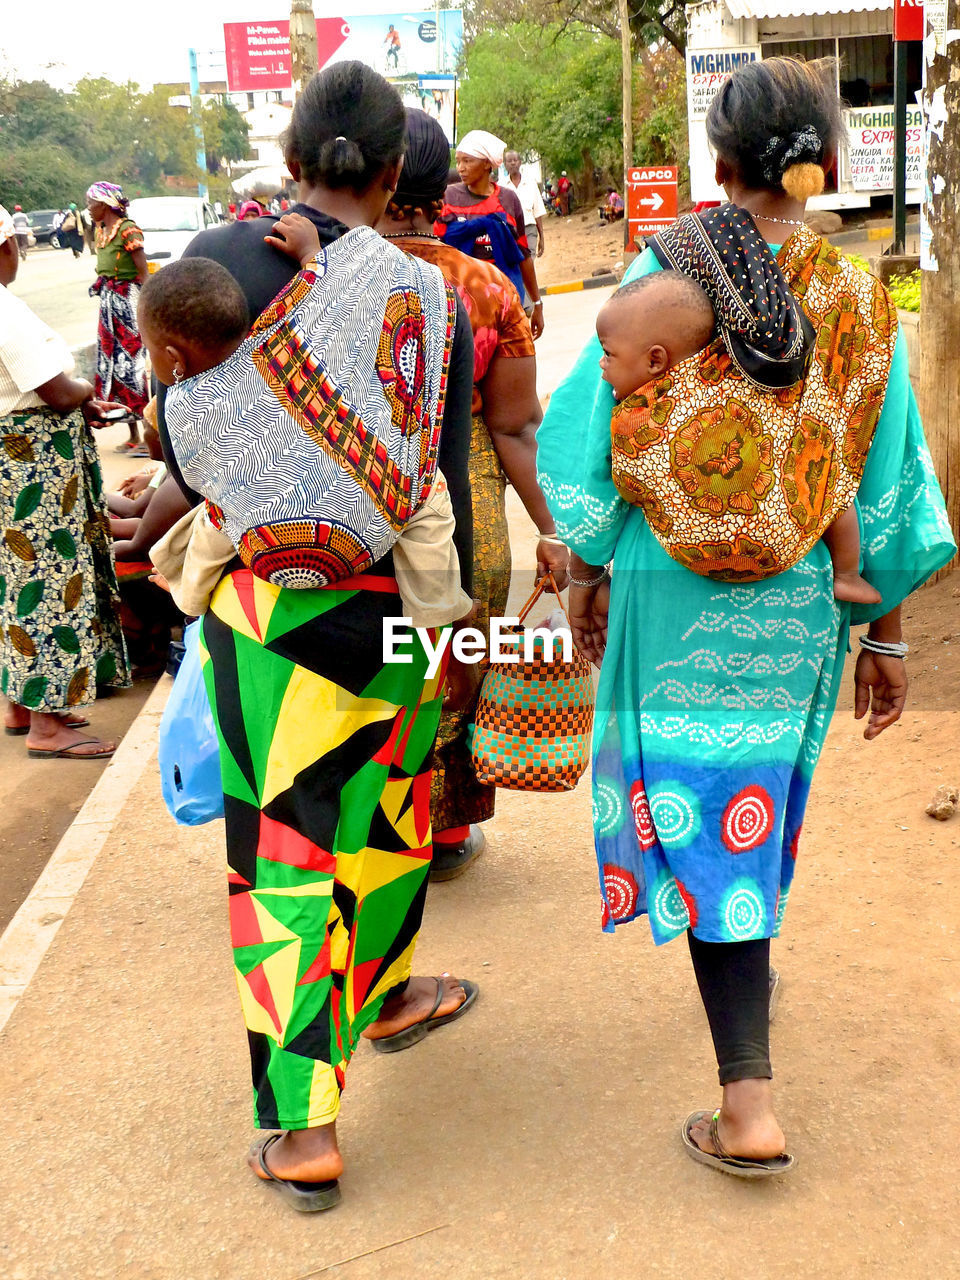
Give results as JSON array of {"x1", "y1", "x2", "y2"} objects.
[
  {"x1": 918, "y1": 0, "x2": 960, "y2": 568},
  {"x1": 465, "y1": 0, "x2": 686, "y2": 57},
  {"x1": 202, "y1": 100, "x2": 252, "y2": 175}
]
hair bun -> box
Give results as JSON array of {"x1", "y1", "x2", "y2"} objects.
[
  {"x1": 318, "y1": 134, "x2": 366, "y2": 178},
  {"x1": 760, "y1": 125, "x2": 823, "y2": 188}
]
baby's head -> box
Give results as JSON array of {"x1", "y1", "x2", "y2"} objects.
[
  {"x1": 597, "y1": 272, "x2": 715, "y2": 401},
  {"x1": 138, "y1": 258, "x2": 250, "y2": 386}
]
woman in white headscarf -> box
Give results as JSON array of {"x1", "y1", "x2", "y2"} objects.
[
  {"x1": 435, "y1": 129, "x2": 545, "y2": 339},
  {"x1": 0, "y1": 204, "x2": 130, "y2": 757}
]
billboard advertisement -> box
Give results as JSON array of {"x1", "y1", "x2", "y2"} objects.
[{"x1": 224, "y1": 10, "x2": 463, "y2": 92}]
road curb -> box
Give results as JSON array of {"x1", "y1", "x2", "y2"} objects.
[
  {"x1": 831, "y1": 219, "x2": 920, "y2": 247},
  {"x1": 0, "y1": 676, "x2": 171, "y2": 1035},
  {"x1": 542, "y1": 273, "x2": 618, "y2": 296}
]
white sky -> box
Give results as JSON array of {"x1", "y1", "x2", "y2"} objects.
[{"x1": 1, "y1": 3, "x2": 436, "y2": 90}]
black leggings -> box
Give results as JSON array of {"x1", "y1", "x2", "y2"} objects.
[{"x1": 687, "y1": 931, "x2": 772, "y2": 1086}]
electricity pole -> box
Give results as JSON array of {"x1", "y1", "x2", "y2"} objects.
[
  {"x1": 918, "y1": 0, "x2": 960, "y2": 565},
  {"x1": 618, "y1": 0, "x2": 633, "y2": 249},
  {"x1": 290, "y1": 0, "x2": 319, "y2": 100}
]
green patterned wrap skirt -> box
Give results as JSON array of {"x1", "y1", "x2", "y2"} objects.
[{"x1": 0, "y1": 406, "x2": 129, "y2": 711}]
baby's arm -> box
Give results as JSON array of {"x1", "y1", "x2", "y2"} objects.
[{"x1": 262, "y1": 212, "x2": 322, "y2": 268}]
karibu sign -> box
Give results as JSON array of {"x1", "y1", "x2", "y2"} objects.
[
  {"x1": 627, "y1": 166, "x2": 679, "y2": 247},
  {"x1": 224, "y1": 10, "x2": 464, "y2": 93},
  {"x1": 845, "y1": 105, "x2": 924, "y2": 191}
]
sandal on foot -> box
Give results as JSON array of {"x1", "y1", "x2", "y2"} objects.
[
  {"x1": 429, "y1": 825, "x2": 486, "y2": 882},
  {"x1": 681, "y1": 1110, "x2": 795, "y2": 1179},
  {"x1": 249, "y1": 1134, "x2": 341, "y2": 1213},
  {"x1": 769, "y1": 966, "x2": 781, "y2": 1022},
  {"x1": 6, "y1": 714, "x2": 90, "y2": 736},
  {"x1": 27, "y1": 738, "x2": 115, "y2": 760},
  {"x1": 369, "y1": 976, "x2": 479, "y2": 1054}
]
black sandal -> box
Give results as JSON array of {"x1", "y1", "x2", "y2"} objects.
[
  {"x1": 681, "y1": 1110, "x2": 795, "y2": 1179},
  {"x1": 249, "y1": 1134, "x2": 342, "y2": 1212},
  {"x1": 368, "y1": 976, "x2": 479, "y2": 1053}
]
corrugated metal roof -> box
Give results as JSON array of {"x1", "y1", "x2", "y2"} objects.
[{"x1": 726, "y1": 0, "x2": 890, "y2": 16}]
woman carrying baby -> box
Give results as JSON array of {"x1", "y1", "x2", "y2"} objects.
[
  {"x1": 145, "y1": 62, "x2": 480, "y2": 1210},
  {"x1": 537, "y1": 56, "x2": 955, "y2": 1177}
]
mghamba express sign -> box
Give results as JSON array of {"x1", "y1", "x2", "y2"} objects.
[{"x1": 686, "y1": 46, "x2": 760, "y2": 120}]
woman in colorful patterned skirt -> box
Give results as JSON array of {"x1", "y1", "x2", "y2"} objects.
[
  {"x1": 0, "y1": 205, "x2": 129, "y2": 757},
  {"x1": 537, "y1": 57, "x2": 956, "y2": 1178},
  {"x1": 159, "y1": 63, "x2": 479, "y2": 1211},
  {"x1": 376, "y1": 109, "x2": 569, "y2": 878},
  {"x1": 86, "y1": 182, "x2": 148, "y2": 454}
]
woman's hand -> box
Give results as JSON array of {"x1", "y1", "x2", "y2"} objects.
[
  {"x1": 82, "y1": 398, "x2": 127, "y2": 427},
  {"x1": 536, "y1": 538, "x2": 569, "y2": 592},
  {"x1": 569, "y1": 579, "x2": 609, "y2": 668},
  {"x1": 854, "y1": 651, "x2": 908, "y2": 740}
]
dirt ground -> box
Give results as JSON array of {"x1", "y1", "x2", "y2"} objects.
[{"x1": 536, "y1": 211, "x2": 629, "y2": 287}]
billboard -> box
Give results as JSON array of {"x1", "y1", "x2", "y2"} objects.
[{"x1": 224, "y1": 11, "x2": 463, "y2": 92}]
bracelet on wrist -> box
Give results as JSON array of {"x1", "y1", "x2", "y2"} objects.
[
  {"x1": 859, "y1": 635, "x2": 908, "y2": 658},
  {"x1": 569, "y1": 566, "x2": 610, "y2": 588},
  {"x1": 537, "y1": 533, "x2": 567, "y2": 546}
]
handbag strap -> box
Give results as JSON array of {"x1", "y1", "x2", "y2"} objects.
[{"x1": 517, "y1": 573, "x2": 576, "y2": 631}]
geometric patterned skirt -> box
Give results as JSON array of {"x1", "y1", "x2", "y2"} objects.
[{"x1": 201, "y1": 568, "x2": 445, "y2": 1130}]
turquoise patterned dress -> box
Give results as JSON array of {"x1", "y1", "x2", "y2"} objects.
[{"x1": 537, "y1": 247, "x2": 955, "y2": 945}]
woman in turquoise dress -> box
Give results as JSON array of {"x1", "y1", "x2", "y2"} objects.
[{"x1": 537, "y1": 57, "x2": 955, "y2": 1177}]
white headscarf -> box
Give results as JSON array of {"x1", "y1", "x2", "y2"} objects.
[
  {"x1": 0, "y1": 205, "x2": 15, "y2": 244},
  {"x1": 456, "y1": 129, "x2": 506, "y2": 168}
]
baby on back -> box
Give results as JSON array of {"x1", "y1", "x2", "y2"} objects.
[
  {"x1": 597, "y1": 272, "x2": 880, "y2": 604},
  {"x1": 138, "y1": 214, "x2": 469, "y2": 624}
]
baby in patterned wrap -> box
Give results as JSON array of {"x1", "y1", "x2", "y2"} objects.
[
  {"x1": 596, "y1": 272, "x2": 881, "y2": 603},
  {"x1": 138, "y1": 213, "x2": 469, "y2": 625}
]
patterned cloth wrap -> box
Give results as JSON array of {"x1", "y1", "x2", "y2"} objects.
[
  {"x1": 164, "y1": 225, "x2": 457, "y2": 588},
  {"x1": 610, "y1": 222, "x2": 898, "y2": 582}
]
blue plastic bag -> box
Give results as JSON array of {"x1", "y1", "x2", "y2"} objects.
[{"x1": 158, "y1": 621, "x2": 224, "y2": 825}]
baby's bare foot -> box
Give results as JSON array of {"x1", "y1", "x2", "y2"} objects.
[{"x1": 833, "y1": 571, "x2": 882, "y2": 605}]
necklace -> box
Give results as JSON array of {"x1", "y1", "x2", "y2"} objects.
[
  {"x1": 750, "y1": 212, "x2": 804, "y2": 227},
  {"x1": 382, "y1": 230, "x2": 439, "y2": 241}
]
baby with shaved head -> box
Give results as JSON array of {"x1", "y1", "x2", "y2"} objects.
[{"x1": 597, "y1": 270, "x2": 881, "y2": 603}]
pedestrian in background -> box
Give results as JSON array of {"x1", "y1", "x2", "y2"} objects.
[
  {"x1": 436, "y1": 130, "x2": 545, "y2": 338},
  {"x1": 379, "y1": 109, "x2": 568, "y2": 878},
  {"x1": 86, "y1": 181, "x2": 149, "y2": 455},
  {"x1": 0, "y1": 203, "x2": 129, "y2": 758},
  {"x1": 58, "y1": 204, "x2": 84, "y2": 257},
  {"x1": 503, "y1": 149, "x2": 547, "y2": 316},
  {"x1": 556, "y1": 171, "x2": 573, "y2": 215},
  {"x1": 11, "y1": 206, "x2": 30, "y2": 260}
]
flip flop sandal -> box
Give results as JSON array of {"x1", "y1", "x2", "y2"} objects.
[
  {"x1": 368, "y1": 976, "x2": 479, "y2": 1054},
  {"x1": 681, "y1": 1110, "x2": 795, "y2": 1179},
  {"x1": 430, "y1": 825, "x2": 486, "y2": 882},
  {"x1": 249, "y1": 1134, "x2": 341, "y2": 1213},
  {"x1": 6, "y1": 715, "x2": 90, "y2": 736},
  {"x1": 27, "y1": 739, "x2": 115, "y2": 760},
  {"x1": 126, "y1": 443, "x2": 151, "y2": 457},
  {"x1": 769, "y1": 966, "x2": 781, "y2": 1022}
]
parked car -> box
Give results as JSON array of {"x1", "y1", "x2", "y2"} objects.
[
  {"x1": 126, "y1": 197, "x2": 222, "y2": 271},
  {"x1": 25, "y1": 210, "x2": 62, "y2": 245}
]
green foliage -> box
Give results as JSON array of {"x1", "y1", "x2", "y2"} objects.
[
  {"x1": 202, "y1": 100, "x2": 252, "y2": 174},
  {"x1": 459, "y1": 23, "x2": 686, "y2": 187},
  {"x1": 846, "y1": 253, "x2": 921, "y2": 311},
  {"x1": 888, "y1": 270, "x2": 921, "y2": 312},
  {"x1": 0, "y1": 73, "x2": 217, "y2": 208},
  {"x1": 459, "y1": 25, "x2": 622, "y2": 178}
]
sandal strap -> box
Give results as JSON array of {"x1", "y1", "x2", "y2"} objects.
[
  {"x1": 257, "y1": 1132, "x2": 283, "y2": 1181},
  {"x1": 709, "y1": 1110, "x2": 733, "y2": 1161},
  {"x1": 426, "y1": 977, "x2": 446, "y2": 1021}
]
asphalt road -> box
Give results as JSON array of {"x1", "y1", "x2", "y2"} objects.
[{"x1": 8, "y1": 242, "x2": 101, "y2": 350}]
